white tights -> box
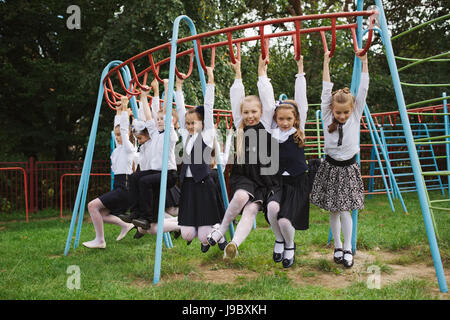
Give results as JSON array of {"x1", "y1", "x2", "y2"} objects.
[
  {"x1": 330, "y1": 211, "x2": 353, "y2": 253},
  {"x1": 211, "y1": 190, "x2": 259, "y2": 247},
  {"x1": 267, "y1": 201, "x2": 296, "y2": 260},
  {"x1": 84, "y1": 198, "x2": 134, "y2": 245}
]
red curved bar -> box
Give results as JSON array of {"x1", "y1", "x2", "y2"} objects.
[
  {"x1": 149, "y1": 53, "x2": 164, "y2": 83},
  {"x1": 259, "y1": 25, "x2": 268, "y2": 60},
  {"x1": 196, "y1": 39, "x2": 216, "y2": 72},
  {"x1": 227, "y1": 32, "x2": 241, "y2": 64},
  {"x1": 357, "y1": 15, "x2": 375, "y2": 56},
  {"x1": 293, "y1": 20, "x2": 302, "y2": 60},
  {"x1": 103, "y1": 11, "x2": 377, "y2": 107},
  {"x1": 320, "y1": 18, "x2": 336, "y2": 57}
]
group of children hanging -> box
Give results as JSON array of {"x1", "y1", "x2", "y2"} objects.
[{"x1": 83, "y1": 48, "x2": 369, "y2": 270}]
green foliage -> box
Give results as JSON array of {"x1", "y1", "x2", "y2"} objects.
[{"x1": 1, "y1": 1, "x2": 449, "y2": 161}]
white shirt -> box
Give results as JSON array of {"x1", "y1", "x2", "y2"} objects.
[
  {"x1": 147, "y1": 119, "x2": 178, "y2": 171},
  {"x1": 111, "y1": 113, "x2": 137, "y2": 174},
  {"x1": 322, "y1": 72, "x2": 369, "y2": 161},
  {"x1": 214, "y1": 130, "x2": 234, "y2": 171},
  {"x1": 176, "y1": 84, "x2": 216, "y2": 177}
]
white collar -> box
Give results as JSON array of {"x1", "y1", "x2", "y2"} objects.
[{"x1": 272, "y1": 127, "x2": 297, "y2": 143}]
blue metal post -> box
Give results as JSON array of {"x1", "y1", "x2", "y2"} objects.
[
  {"x1": 64, "y1": 60, "x2": 124, "y2": 255},
  {"x1": 374, "y1": 0, "x2": 447, "y2": 292},
  {"x1": 443, "y1": 93, "x2": 449, "y2": 198},
  {"x1": 153, "y1": 15, "x2": 232, "y2": 284}
]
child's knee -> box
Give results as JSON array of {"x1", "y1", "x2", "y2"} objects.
[
  {"x1": 233, "y1": 190, "x2": 250, "y2": 206},
  {"x1": 267, "y1": 201, "x2": 280, "y2": 215}
]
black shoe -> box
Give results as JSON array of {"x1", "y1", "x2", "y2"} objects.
[
  {"x1": 273, "y1": 240, "x2": 285, "y2": 263},
  {"x1": 282, "y1": 243, "x2": 296, "y2": 268},
  {"x1": 206, "y1": 228, "x2": 223, "y2": 246},
  {"x1": 173, "y1": 230, "x2": 181, "y2": 239},
  {"x1": 201, "y1": 243, "x2": 210, "y2": 253},
  {"x1": 333, "y1": 248, "x2": 344, "y2": 264},
  {"x1": 186, "y1": 240, "x2": 192, "y2": 246},
  {"x1": 133, "y1": 229, "x2": 145, "y2": 239},
  {"x1": 218, "y1": 237, "x2": 228, "y2": 251},
  {"x1": 118, "y1": 213, "x2": 133, "y2": 223},
  {"x1": 132, "y1": 218, "x2": 150, "y2": 230},
  {"x1": 343, "y1": 250, "x2": 354, "y2": 268}
]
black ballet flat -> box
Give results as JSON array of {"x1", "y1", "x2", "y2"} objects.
[
  {"x1": 132, "y1": 218, "x2": 150, "y2": 230},
  {"x1": 282, "y1": 243, "x2": 296, "y2": 268},
  {"x1": 173, "y1": 230, "x2": 181, "y2": 239},
  {"x1": 333, "y1": 248, "x2": 344, "y2": 264},
  {"x1": 218, "y1": 237, "x2": 228, "y2": 251},
  {"x1": 343, "y1": 250, "x2": 354, "y2": 268},
  {"x1": 133, "y1": 229, "x2": 145, "y2": 239},
  {"x1": 118, "y1": 213, "x2": 135, "y2": 223},
  {"x1": 273, "y1": 240, "x2": 285, "y2": 263},
  {"x1": 201, "y1": 243, "x2": 210, "y2": 253}
]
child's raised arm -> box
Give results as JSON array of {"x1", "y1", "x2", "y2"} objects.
[
  {"x1": 203, "y1": 66, "x2": 216, "y2": 148},
  {"x1": 119, "y1": 96, "x2": 135, "y2": 153},
  {"x1": 321, "y1": 51, "x2": 334, "y2": 119},
  {"x1": 150, "y1": 78, "x2": 160, "y2": 120},
  {"x1": 353, "y1": 50, "x2": 370, "y2": 119},
  {"x1": 229, "y1": 58, "x2": 245, "y2": 129},
  {"x1": 139, "y1": 85, "x2": 153, "y2": 121},
  {"x1": 174, "y1": 73, "x2": 186, "y2": 129},
  {"x1": 294, "y1": 55, "x2": 308, "y2": 132},
  {"x1": 256, "y1": 54, "x2": 276, "y2": 131}
]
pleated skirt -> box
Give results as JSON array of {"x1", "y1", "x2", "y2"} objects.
[
  {"x1": 178, "y1": 176, "x2": 225, "y2": 227},
  {"x1": 265, "y1": 173, "x2": 310, "y2": 230}
]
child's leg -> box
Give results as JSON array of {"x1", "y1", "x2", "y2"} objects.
[
  {"x1": 180, "y1": 226, "x2": 197, "y2": 243},
  {"x1": 210, "y1": 190, "x2": 249, "y2": 243},
  {"x1": 340, "y1": 211, "x2": 353, "y2": 265},
  {"x1": 330, "y1": 211, "x2": 343, "y2": 260},
  {"x1": 232, "y1": 202, "x2": 259, "y2": 247},
  {"x1": 102, "y1": 212, "x2": 135, "y2": 241},
  {"x1": 279, "y1": 218, "x2": 295, "y2": 260},
  {"x1": 166, "y1": 206, "x2": 178, "y2": 217},
  {"x1": 137, "y1": 172, "x2": 161, "y2": 220},
  {"x1": 83, "y1": 198, "x2": 107, "y2": 248},
  {"x1": 146, "y1": 219, "x2": 180, "y2": 235},
  {"x1": 266, "y1": 201, "x2": 284, "y2": 254},
  {"x1": 198, "y1": 226, "x2": 214, "y2": 245}
]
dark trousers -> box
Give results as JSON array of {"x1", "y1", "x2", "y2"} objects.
[{"x1": 129, "y1": 169, "x2": 177, "y2": 220}]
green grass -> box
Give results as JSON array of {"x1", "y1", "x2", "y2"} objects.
[{"x1": 0, "y1": 191, "x2": 449, "y2": 300}]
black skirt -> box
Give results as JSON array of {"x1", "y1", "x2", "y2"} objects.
[
  {"x1": 98, "y1": 174, "x2": 130, "y2": 216},
  {"x1": 230, "y1": 164, "x2": 281, "y2": 209},
  {"x1": 210, "y1": 168, "x2": 228, "y2": 212},
  {"x1": 264, "y1": 173, "x2": 310, "y2": 230},
  {"x1": 178, "y1": 176, "x2": 225, "y2": 227},
  {"x1": 166, "y1": 184, "x2": 181, "y2": 208}
]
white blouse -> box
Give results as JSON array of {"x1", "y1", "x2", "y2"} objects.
[
  {"x1": 321, "y1": 72, "x2": 369, "y2": 161},
  {"x1": 176, "y1": 84, "x2": 216, "y2": 177},
  {"x1": 111, "y1": 112, "x2": 137, "y2": 175}
]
